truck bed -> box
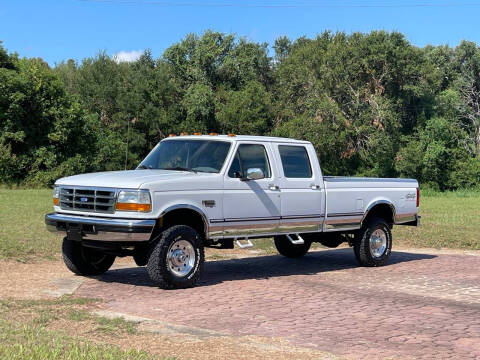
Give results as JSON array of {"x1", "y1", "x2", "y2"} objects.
[{"x1": 323, "y1": 176, "x2": 419, "y2": 231}]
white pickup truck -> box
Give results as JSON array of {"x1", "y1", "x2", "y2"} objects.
[{"x1": 46, "y1": 135, "x2": 420, "y2": 289}]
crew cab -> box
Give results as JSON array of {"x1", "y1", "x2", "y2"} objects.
[{"x1": 45, "y1": 135, "x2": 420, "y2": 289}]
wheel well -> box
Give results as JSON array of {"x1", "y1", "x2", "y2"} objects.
[
  {"x1": 159, "y1": 208, "x2": 207, "y2": 239},
  {"x1": 362, "y1": 203, "x2": 394, "y2": 227}
]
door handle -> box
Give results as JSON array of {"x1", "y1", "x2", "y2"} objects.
[
  {"x1": 311, "y1": 184, "x2": 320, "y2": 190},
  {"x1": 269, "y1": 184, "x2": 280, "y2": 190}
]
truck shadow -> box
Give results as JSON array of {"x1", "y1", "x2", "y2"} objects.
[{"x1": 94, "y1": 248, "x2": 437, "y2": 289}]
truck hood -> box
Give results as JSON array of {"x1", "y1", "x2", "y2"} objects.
[{"x1": 55, "y1": 170, "x2": 201, "y2": 189}]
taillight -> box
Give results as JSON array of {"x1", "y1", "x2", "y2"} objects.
[{"x1": 416, "y1": 187, "x2": 420, "y2": 207}]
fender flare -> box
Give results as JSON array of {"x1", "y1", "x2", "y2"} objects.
[
  {"x1": 361, "y1": 199, "x2": 396, "y2": 227},
  {"x1": 158, "y1": 204, "x2": 209, "y2": 236}
]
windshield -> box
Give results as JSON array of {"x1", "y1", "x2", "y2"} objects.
[{"x1": 138, "y1": 140, "x2": 232, "y2": 173}]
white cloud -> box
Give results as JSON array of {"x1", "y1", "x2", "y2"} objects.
[{"x1": 113, "y1": 50, "x2": 143, "y2": 63}]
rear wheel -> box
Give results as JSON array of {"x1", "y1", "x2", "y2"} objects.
[
  {"x1": 274, "y1": 235, "x2": 311, "y2": 258},
  {"x1": 62, "y1": 237, "x2": 116, "y2": 276},
  {"x1": 147, "y1": 225, "x2": 204, "y2": 289},
  {"x1": 354, "y1": 218, "x2": 392, "y2": 267}
]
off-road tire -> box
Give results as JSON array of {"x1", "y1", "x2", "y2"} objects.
[
  {"x1": 147, "y1": 225, "x2": 204, "y2": 289},
  {"x1": 274, "y1": 235, "x2": 311, "y2": 258},
  {"x1": 354, "y1": 217, "x2": 392, "y2": 267},
  {"x1": 62, "y1": 237, "x2": 116, "y2": 276}
]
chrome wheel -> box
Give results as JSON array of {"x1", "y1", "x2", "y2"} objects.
[
  {"x1": 369, "y1": 229, "x2": 387, "y2": 258},
  {"x1": 167, "y1": 238, "x2": 195, "y2": 277}
]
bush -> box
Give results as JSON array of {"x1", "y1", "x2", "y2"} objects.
[{"x1": 450, "y1": 157, "x2": 480, "y2": 189}]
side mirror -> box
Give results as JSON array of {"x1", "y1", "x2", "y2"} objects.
[{"x1": 246, "y1": 168, "x2": 265, "y2": 180}]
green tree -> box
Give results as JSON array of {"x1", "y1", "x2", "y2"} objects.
[
  {"x1": 216, "y1": 81, "x2": 273, "y2": 135},
  {"x1": 0, "y1": 45, "x2": 97, "y2": 186}
]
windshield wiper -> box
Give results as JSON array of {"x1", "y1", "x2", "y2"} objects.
[
  {"x1": 137, "y1": 164, "x2": 152, "y2": 169},
  {"x1": 161, "y1": 167, "x2": 197, "y2": 173}
]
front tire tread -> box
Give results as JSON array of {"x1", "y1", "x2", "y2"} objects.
[{"x1": 147, "y1": 225, "x2": 204, "y2": 289}]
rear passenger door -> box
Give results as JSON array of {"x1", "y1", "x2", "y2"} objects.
[{"x1": 273, "y1": 143, "x2": 325, "y2": 233}]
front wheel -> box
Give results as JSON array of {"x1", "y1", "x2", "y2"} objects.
[
  {"x1": 147, "y1": 225, "x2": 204, "y2": 289},
  {"x1": 62, "y1": 238, "x2": 116, "y2": 276},
  {"x1": 274, "y1": 235, "x2": 311, "y2": 258},
  {"x1": 354, "y1": 218, "x2": 392, "y2": 267}
]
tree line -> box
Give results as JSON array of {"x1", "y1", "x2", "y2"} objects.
[{"x1": 1, "y1": 30, "x2": 479, "y2": 190}]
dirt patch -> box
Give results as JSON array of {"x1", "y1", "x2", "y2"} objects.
[{"x1": 0, "y1": 258, "x2": 68, "y2": 299}]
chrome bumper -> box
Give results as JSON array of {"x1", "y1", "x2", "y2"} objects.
[{"x1": 45, "y1": 213, "x2": 156, "y2": 242}]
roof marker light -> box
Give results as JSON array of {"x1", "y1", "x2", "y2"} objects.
[
  {"x1": 209, "y1": 132, "x2": 218, "y2": 136},
  {"x1": 227, "y1": 133, "x2": 236, "y2": 137},
  {"x1": 193, "y1": 132, "x2": 202, "y2": 135}
]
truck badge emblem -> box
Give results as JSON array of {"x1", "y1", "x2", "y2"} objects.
[{"x1": 202, "y1": 200, "x2": 215, "y2": 208}]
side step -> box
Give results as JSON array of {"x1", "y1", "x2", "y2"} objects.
[
  {"x1": 286, "y1": 234, "x2": 305, "y2": 245},
  {"x1": 235, "y1": 239, "x2": 254, "y2": 249}
]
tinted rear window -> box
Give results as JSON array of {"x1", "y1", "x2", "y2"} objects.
[{"x1": 278, "y1": 145, "x2": 312, "y2": 178}]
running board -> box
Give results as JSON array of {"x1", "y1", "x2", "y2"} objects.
[
  {"x1": 235, "y1": 239, "x2": 254, "y2": 249},
  {"x1": 286, "y1": 234, "x2": 305, "y2": 245}
]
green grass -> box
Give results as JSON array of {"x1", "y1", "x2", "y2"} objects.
[
  {"x1": 0, "y1": 189, "x2": 478, "y2": 262},
  {"x1": 0, "y1": 296, "x2": 167, "y2": 360},
  {"x1": 1, "y1": 296, "x2": 138, "y2": 335},
  {"x1": 0, "y1": 321, "x2": 154, "y2": 360},
  {"x1": 0, "y1": 188, "x2": 62, "y2": 261}
]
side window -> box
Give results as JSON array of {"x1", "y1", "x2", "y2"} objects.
[
  {"x1": 278, "y1": 145, "x2": 312, "y2": 178},
  {"x1": 228, "y1": 144, "x2": 271, "y2": 178}
]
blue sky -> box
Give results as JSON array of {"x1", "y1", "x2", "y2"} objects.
[{"x1": 1, "y1": 0, "x2": 480, "y2": 65}]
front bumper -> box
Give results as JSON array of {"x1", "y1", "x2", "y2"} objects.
[{"x1": 45, "y1": 213, "x2": 156, "y2": 242}]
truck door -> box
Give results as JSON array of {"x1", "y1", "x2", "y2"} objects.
[
  {"x1": 273, "y1": 143, "x2": 325, "y2": 233},
  {"x1": 222, "y1": 142, "x2": 281, "y2": 237}
]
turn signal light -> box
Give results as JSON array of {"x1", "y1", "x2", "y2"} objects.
[
  {"x1": 53, "y1": 186, "x2": 60, "y2": 206},
  {"x1": 115, "y1": 203, "x2": 151, "y2": 212}
]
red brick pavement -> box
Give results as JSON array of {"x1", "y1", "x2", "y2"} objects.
[{"x1": 76, "y1": 248, "x2": 480, "y2": 359}]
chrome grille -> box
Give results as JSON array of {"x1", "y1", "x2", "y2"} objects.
[{"x1": 59, "y1": 187, "x2": 116, "y2": 213}]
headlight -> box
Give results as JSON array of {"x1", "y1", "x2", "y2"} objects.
[
  {"x1": 116, "y1": 189, "x2": 151, "y2": 212},
  {"x1": 53, "y1": 186, "x2": 60, "y2": 206}
]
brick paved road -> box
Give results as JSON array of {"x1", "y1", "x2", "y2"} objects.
[{"x1": 76, "y1": 249, "x2": 480, "y2": 359}]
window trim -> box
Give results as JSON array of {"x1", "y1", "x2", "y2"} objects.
[
  {"x1": 227, "y1": 143, "x2": 272, "y2": 179},
  {"x1": 278, "y1": 145, "x2": 313, "y2": 179}
]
